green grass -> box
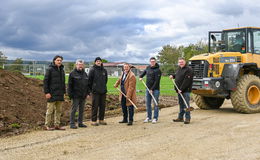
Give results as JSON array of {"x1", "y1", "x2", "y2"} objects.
[
  {"x1": 108, "y1": 77, "x2": 177, "y2": 96},
  {"x1": 27, "y1": 75, "x2": 177, "y2": 96},
  {"x1": 27, "y1": 75, "x2": 69, "y2": 83}
]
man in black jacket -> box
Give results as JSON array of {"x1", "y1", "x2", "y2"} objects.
[
  {"x1": 139, "y1": 57, "x2": 161, "y2": 124},
  {"x1": 88, "y1": 57, "x2": 108, "y2": 126},
  {"x1": 43, "y1": 55, "x2": 66, "y2": 130},
  {"x1": 170, "y1": 57, "x2": 193, "y2": 124},
  {"x1": 68, "y1": 59, "x2": 90, "y2": 129}
]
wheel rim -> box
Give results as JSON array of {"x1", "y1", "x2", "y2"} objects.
[{"x1": 247, "y1": 85, "x2": 260, "y2": 105}]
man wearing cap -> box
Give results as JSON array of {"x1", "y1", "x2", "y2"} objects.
[
  {"x1": 68, "y1": 59, "x2": 90, "y2": 129},
  {"x1": 43, "y1": 55, "x2": 66, "y2": 130},
  {"x1": 88, "y1": 57, "x2": 108, "y2": 126}
]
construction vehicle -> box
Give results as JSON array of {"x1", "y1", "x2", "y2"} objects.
[{"x1": 189, "y1": 27, "x2": 260, "y2": 113}]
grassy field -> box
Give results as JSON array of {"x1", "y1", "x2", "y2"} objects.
[{"x1": 27, "y1": 75, "x2": 177, "y2": 96}]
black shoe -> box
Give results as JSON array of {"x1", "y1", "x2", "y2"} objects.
[
  {"x1": 78, "y1": 124, "x2": 87, "y2": 128},
  {"x1": 119, "y1": 120, "x2": 128, "y2": 123},
  {"x1": 173, "y1": 118, "x2": 184, "y2": 122},
  {"x1": 70, "y1": 125, "x2": 78, "y2": 129},
  {"x1": 127, "y1": 121, "x2": 133, "y2": 126}
]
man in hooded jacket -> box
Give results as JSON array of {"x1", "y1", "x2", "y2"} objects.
[
  {"x1": 43, "y1": 55, "x2": 66, "y2": 130},
  {"x1": 88, "y1": 57, "x2": 108, "y2": 126},
  {"x1": 139, "y1": 57, "x2": 162, "y2": 124}
]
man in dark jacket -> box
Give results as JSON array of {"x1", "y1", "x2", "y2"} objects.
[
  {"x1": 139, "y1": 57, "x2": 161, "y2": 124},
  {"x1": 88, "y1": 57, "x2": 108, "y2": 126},
  {"x1": 68, "y1": 59, "x2": 90, "y2": 129},
  {"x1": 43, "y1": 55, "x2": 66, "y2": 130},
  {"x1": 170, "y1": 57, "x2": 193, "y2": 124}
]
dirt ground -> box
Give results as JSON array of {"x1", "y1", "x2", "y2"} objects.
[{"x1": 0, "y1": 100, "x2": 260, "y2": 160}]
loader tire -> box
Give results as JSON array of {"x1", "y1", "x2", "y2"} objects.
[
  {"x1": 231, "y1": 75, "x2": 260, "y2": 113},
  {"x1": 194, "y1": 94, "x2": 225, "y2": 109}
]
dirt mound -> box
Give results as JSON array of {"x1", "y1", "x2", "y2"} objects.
[
  {"x1": 0, "y1": 69, "x2": 70, "y2": 136},
  {"x1": 0, "y1": 69, "x2": 178, "y2": 137}
]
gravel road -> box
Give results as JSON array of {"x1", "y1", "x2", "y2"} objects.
[{"x1": 1, "y1": 100, "x2": 260, "y2": 160}]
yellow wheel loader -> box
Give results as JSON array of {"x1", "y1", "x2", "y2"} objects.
[{"x1": 189, "y1": 27, "x2": 260, "y2": 113}]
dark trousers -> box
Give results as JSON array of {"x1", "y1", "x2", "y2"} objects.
[
  {"x1": 70, "y1": 98, "x2": 86, "y2": 126},
  {"x1": 91, "y1": 93, "x2": 106, "y2": 121},
  {"x1": 121, "y1": 96, "x2": 134, "y2": 122}
]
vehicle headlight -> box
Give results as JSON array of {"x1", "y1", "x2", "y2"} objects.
[{"x1": 215, "y1": 81, "x2": 220, "y2": 88}]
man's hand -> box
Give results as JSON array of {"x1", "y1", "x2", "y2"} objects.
[
  {"x1": 178, "y1": 90, "x2": 182, "y2": 94},
  {"x1": 149, "y1": 90, "x2": 153, "y2": 94},
  {"x1": 169, "y1": 75, "x2": 173, "y2": 79},
  {"x1": 45, "y1": 93, "x2": 51, "y2": 99},
  {"x1": 139, "y1": 78, "x2": 143, "y2": 81},
  {"x1": 114, "y1": 85, "x2": 118, "y2": 88}
]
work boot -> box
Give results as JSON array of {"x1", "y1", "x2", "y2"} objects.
[
  {"x1": 184, "y1": 119, "x2": 190, "y2": 124},
  {"x1": 99, "y1": 120, "x2": 107, "y2": 125},
  {"x1": 119, "y1": 120, "x2": 128, "y2": 123},
  {"x1": 127, "y1": 121, "x2": 133, "y2": 126},
  {"x1": 70, "y1": 125, "x2": 78, "y2": 129},
  {"x1": 78, "y1": 123, "x2": 87, "y2": 128},
  {"x1": 173, "y1": 118, "x2": 184, "y2": 122},
  {"x1": 91, "y1": 121, "x2": 99, "y2": 126}
]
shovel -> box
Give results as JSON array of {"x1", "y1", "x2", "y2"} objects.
[
  {"x1": 116, "y1": 87, "x2": 138, "y2": 109},
  {"x1": 171, "y1": 79, "x2": 194, "y2": 112},
  {"x1": 141, "y1": 80, "x2": 159, "y2": 106}
]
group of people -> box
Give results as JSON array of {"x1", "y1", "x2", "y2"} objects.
[{"x1": 43, "y1": 55, "x2": 193, "y2": 131}]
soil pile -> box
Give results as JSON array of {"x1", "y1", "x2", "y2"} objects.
[
  {"x1": 0, "y1": 69, "x2": 177, "y2": 137},
  {"x1": 0, "y1": 69, "x2": 70, "y2": 136}
]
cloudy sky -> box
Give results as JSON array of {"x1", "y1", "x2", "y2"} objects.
[{"x1": 1, "y1": 0, "x2": 260, "y2": 63}]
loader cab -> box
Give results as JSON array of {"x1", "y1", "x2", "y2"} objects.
[{"x1": 209, "y1": 27, "x2": 260, "y2": 54}]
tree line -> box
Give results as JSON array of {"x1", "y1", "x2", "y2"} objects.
[{"x1": 156, "y1": 40, "x2": 208, "y2": 75}]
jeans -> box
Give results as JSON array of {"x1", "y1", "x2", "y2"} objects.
[
  {"x1": 178, "y1": 92, "x2": 191, "y2": 120},
  {"x1": 70, "y1": 98, "x2": 86, "y2": 126},
  {"x1": 121, "y1": 96, "x2": 134, "y2": 122},
  {"x1": 145, "y1": 90, "x2": 160, "y2": 120}
]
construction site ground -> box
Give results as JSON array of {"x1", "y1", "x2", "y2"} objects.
[{"x1": 1, "y1": 100, "x2": 260, "y2": 160}]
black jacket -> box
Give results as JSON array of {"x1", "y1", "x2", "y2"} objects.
[
  {"x1": 88, "y1": 64, "x2": 108, "y2": 94},
  {"x1": 139, "y1": 63, "x2": 162, "y2": 91},
  {"x1": 43, "y1": 64, "x2": 66, "y2": 102},
  {"x1": 68, "y1": 68, "x2": 90, "y2": 99},
  {"x1": 173, "y1": 65, "x2": 193, "y2": 92}
]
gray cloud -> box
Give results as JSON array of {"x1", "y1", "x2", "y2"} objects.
[{"x1": 1, "y1": 0, "x2": 260, "y2": 62}]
